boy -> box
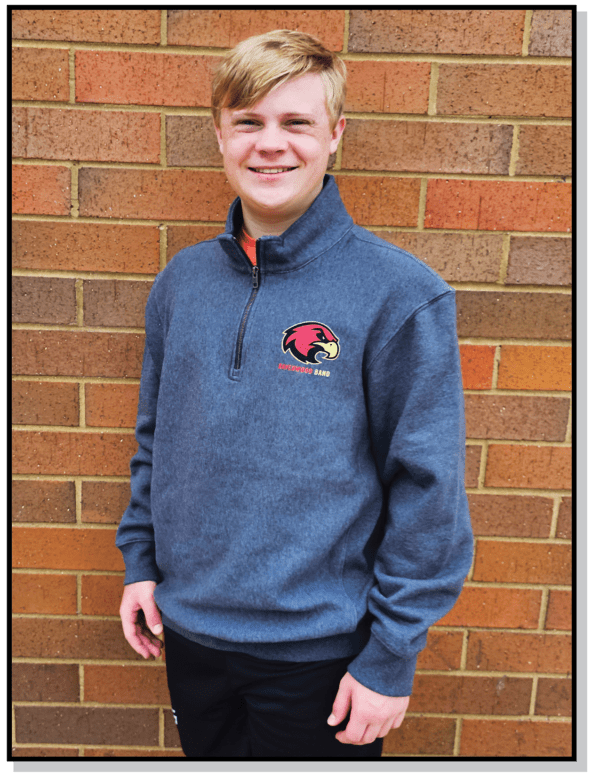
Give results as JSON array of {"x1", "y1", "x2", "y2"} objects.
[{"x1": 116, "y1": 29, "x2": 473, "y2": 759}]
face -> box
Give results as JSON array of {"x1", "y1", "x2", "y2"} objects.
[{"x1": 214, "y1": 73, "x2": 345, "y2": 236}]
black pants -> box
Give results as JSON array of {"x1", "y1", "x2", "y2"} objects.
[{"x1": 164, "y1": 625, "x2": 384, "y2": 759}]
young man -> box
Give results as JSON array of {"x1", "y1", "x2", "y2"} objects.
[{"x1": 117, "y1": 30, "x2": 473, "y2": 759}]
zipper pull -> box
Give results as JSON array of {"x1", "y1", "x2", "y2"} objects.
[{"x1": 252, "y1": 265, "x2": 259, "y2": 288}]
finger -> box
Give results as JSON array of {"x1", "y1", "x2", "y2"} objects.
[
  {"x1": 392, "y1": 710, "x2": 407, "y2": 728},
  {"x1": 140, "y1": 598, "x2": 163, "y2": 636},
  {"x1": 335, "y1": 717, "x2": 367, "y2": 746},
  {"x1": 135, "y1": 627, "x2": 162, "y2": 659}
]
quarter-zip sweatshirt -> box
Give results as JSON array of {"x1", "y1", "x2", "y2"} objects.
[{"x1": 116, "y1": 175, "x2": 473, "y2": 697}]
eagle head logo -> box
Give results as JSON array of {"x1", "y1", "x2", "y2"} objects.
[{"x1": 282, "y1": 321, "x2": 340, "y2": 365}]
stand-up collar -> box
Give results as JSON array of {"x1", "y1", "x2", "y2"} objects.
[{"x1": 217, "y1": 175, "x2": 354, "y2": 274}]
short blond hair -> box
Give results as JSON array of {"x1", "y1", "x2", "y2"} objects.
[{"x1": 211, "y1": 29, "x2": 346, "y2": 128}]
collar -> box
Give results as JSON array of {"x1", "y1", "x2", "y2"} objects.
[{"x1": 217, "y1": 175, "x2": 354, "y2": 274}]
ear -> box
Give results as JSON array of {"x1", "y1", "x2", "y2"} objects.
[
  {"x1": 329, "y1": 115, "x2": 346, "y2": 155},
  {"x1": 214, "y1": 121, "x2": 224, "y2": 155}
]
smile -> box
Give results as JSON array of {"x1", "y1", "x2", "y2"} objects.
[{"x1": 249, "y1": 167, "x2": 297, "y2": 174}]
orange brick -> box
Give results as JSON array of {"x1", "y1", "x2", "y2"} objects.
[
  {"x1": 425, "y1": 180, "x2": 571, "y2": 233},
  {"x1": 12, "y1": 10, "x2": 161, "y2": 44},
  {"x1": 167, "y1": 9, "x2": 345, "y2": 50},
  {"x1": 416, "y1": 630, "x2": 463, "y2": 671},
  {"x1": 556, "y1": 497, "x2": 572, "y2": 540},
  {"x1": 12, "y1": 381, "x2": 79, "y2": 427},
  {"x1": 336, "y1": 176, "x2": 421, "y2": 226},
  {"x1": 460, "y1": 345, "x2": 495, "y2": 390},
  {"x1": 485, "y1": 444, "x2": 571, "y2": 490},
  {"x1": 12, "y1": 572, "x2": 77, "y2": 614},
  {"x1": 468, "y1": 494, "x2": 553, "y2": 538},
  {"x1": 12, "y1": 527, "x2": 123, "y2": 572},
  {"x1": 439, "y1": 586, "x2": 542, "y2": 629},
  {"x1": 345, "y1": 61, "x2": 430, "y2": 114},
  {"x1": 437, "y1": 64, "x2": 572, "y2": 118},
  {"x1": 473, "y1": 540, "x2": 571, "y2": 585},
  {"x1": 464, "y1": 395, "x2": 570, "y2": 441},
  {"x1": 466, "y1": 631, "x2": 571, "y2": 673},
  {"x1": 411, "y1": 675, "x2": 531, "y2": 715},
  {"x1": 76, "y1": 51, "x2": 214, "y2": 107},
  {"x1": 465, "y1": 445, "x2": 482, "y2": 487},
  {"x1": 12, "y1": 747, "x2": 79, "y2": 757},
  {"x1": 78, "y1": 168, "x2": 233, "y2": 221},
  {"x1": 81, "y1": 481, "x2": 131, "y2": 525},
  {"x1": 84, "y1": 665, "x2": 170, "y2": 704},
  {"x1": 383, "y1": 716, "x2": 455, "y2": 756},
  {"x1": 167, "y1": 225, "x2": 224, "y2": 261},
  {"x1": 85, "y1": 384, "x2": 138, "y2": 428},
  {"x1": 12, "y1": 165, "x2": 71, "y2": 216},
  {"x1": 12, "y1": 221, "x2": 160, "y2": 275},
  {"x1": 460, "y1": 719, "x2": 572, "y2": 757},
  {"x1": 12, "y1": 480, "x2": 76, "y2": 524},
  {"x1": 535, "y1": 678, "x2": 572, "y2": 717},
  {"x1": 529, "y1": 9, "x2": 573, "y2": 57},
  {"x1": 12, "y1": 47, "x2": 69, "y2": 101},
  {"x1": 497, "y1": 346, "x2": 571, "y2": 391},
  {"x1": 12, "y1": 430, "x2": 137, "y2": 476},
  {"x1": 13, "y1": 108, "x2": 161, "y2": 163},
  {"x1": 516, "y1": 125, "x2": 572, "y2": 176},
  {"x1": 546, "y1": 590, "x2": 572, "y2": 630},
  {"x1": 81, "y1": 574, "x2": 124, "y2": 615}
]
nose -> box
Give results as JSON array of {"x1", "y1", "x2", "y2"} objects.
[{"x1": 254, "y1": 122, "x2": 287, "y2": 153}]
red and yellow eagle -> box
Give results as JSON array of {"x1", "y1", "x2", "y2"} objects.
[{"x1": 281, "y1": 321, "x2": 340, "y2": 365}]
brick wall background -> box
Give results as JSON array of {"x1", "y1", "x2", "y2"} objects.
[{"x1": 12, "y1": 9, "x2": 572, "y2": 759}]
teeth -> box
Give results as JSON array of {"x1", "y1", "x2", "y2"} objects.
[{"x1": 252, "y1": 167, "x2": 293, "y2": 174}]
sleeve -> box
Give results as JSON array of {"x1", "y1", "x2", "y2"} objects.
[
  {"x1": 346, "y1": 291, "x2": 474, "y2": 697},
  {"x1": 115, "y1": 282, "x2": 164, "y2": 585}
]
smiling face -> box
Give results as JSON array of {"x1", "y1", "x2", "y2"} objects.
[{"x1": 214, "y1": 73, "x2": 345, "y2": 237}]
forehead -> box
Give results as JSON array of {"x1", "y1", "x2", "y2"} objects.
[{"x1": 229, "y1": 73, "x2": 329, "y2": 117}]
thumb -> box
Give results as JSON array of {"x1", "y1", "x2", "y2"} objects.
[
  {"x1": 141, "y1": 597, "x2": 163, "y2": 635},
  {"x1": 327, "y1": 674, "x2": 352, "y2": 725}
]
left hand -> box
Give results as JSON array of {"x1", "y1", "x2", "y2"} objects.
[{"x1": 327, "y1": 671, "x2": 409, "y2": 745}]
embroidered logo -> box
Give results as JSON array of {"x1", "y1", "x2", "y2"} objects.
[{"x1": 281, "y1": 321, "x2": 340, "y2": 365}]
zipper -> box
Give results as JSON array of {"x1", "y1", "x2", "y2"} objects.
[{"x1": 233, "y1": 240, "x2": 261, "y2": 372}]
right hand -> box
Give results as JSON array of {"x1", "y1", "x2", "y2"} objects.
[{"x1": 119, "y1": 580, "x2": 164, "y2": 659}]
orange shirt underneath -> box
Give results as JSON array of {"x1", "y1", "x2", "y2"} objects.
[{"x1": 238, "y1": 227, "x2": 257, "y2": 266}]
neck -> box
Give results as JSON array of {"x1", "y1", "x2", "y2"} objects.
[{"x1": 240, "y1": 209, "x2": 300, "y2": 240}]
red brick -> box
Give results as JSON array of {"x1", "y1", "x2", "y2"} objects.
[
  {"x1": 383, "y1": 716, "x2": 455, "y2": 755},
  {"x1": 473, "y1": 540, "x2": 571, "y2": 585},
  {"x1": 12, "y1": 747, "x2": 79, "y2": 757},
  {"x1": 468, "y1": 494, "x2": 553, "y2": 538},
  {"x1": 85, "y1": 383, "x2": 138, "y2": 428},
  {"x1": 167, "y1": 225, "x2": 224, "y2": 261},
  {"x1": 536, "y1": 678, "x2": 572, "y2": 717},
  {"x1": 460, "y1": 346, "x2": 495, "y2": 390},
  {"x1": 12, "y1": 380, "x2": 79, "y2": 426},
  {"x1": 460, "y1": 719, "x2": 572, "y2": 756},
  {"x1": 13, "y1": 526, "x2": 124, "y2": 571},
  {"x1": 506, "y1": 237, "x2": 572, "y2": 287},
  {"x1": 546, "y1": 590, "x2": 571, "y2": 630},
  {"x1": 12, "y1": 330, "x2": 144, "y2": 378},
  {"x1": 345, "y1": 61, "x2": 430, "y2": 114},
  {"x1": 467, "y1": 631, "x2": 571, "y2": 673},
  {"x1": 12, "y1": 221, "x2": 160, "y2": 274},
  {"x1": 76, "y1": 51, "x2": 214, "y2": 107},
  {"x1": 516, "y1": 125, "x2": 572, "y2": 176},
  {"x1": 81, "y1": 481, "x2": 131, "y2": 524},
  {"x1": 84, "y1": 665, "x2": 170, "y2": 704},
  {"x1": 12, "y1": 617, "x2": 144, "y2": 660},
  {"x1": 416, "y1": 630, "x2": 463, "y2": 671},
  {"x1": 12, "y1": 107, "x2": 27, "y2": 157},
  {"x1": 411, "y1": 675, "x2": 531, "y2": 715},
  {"x1": 343, "y1": 120, "x2": 512, "y2": 174},
  {"x1": 425, "y1": 179, "x2": 571, "y2": 232},
  {"x1": 81, "y1": 573, "x2": 124, "y2": 615},
  {"x1": 12, "y1": 277, "x2": 76, "y2": 325},
  {"x1": 456, "y1": 291, "x2": 571, "y2": 341},
  {"x1": 556, "y1": 497, "x2": 572, "y2": 540},
  {"x1": 485, "y1": 444, "x2": 571, "y2": 490},
  {"x1": 12, "y1": 165, "x2": 71, "y2": 216},
  {"x1": 14, "y1": 706, "x2": 158, "y2": 747},
  {"x1": 84, "y1": 749, "x2": 184, "y2": 757},
  {"x1": 465, "y1": 395, "x2": 569, "y2": 441},
  {"x1": 166, "y1": 115, "x2": 222, "y2": 167},
  {"x1": 437, "y1": 64, "x2": 572, "y2": 118},
  {"x1": 13, "y1": 108, "x2": 161, "y2": 163},
  {"x1": 12, "y1": 572, "x2": 77, "y2": 614},
  {"x1": 12, "y1": 430, "x2": 137, "y2": 476},
  {"x1": 78, "y1": 168, "x2": 233, "y2": 221},
  {"x1": 167, "y1": 9, "x2": 345, "y2": 50},
  {"x1": 12, "y1": 663, "x2": 79, "y2": 702},
  {"x1": 336, "y1": 176, "x2": 421, "y2": 227},
  {"x1": 375, "y1": 233, "x2": 503, "y2": 284},
  {"x1": 497, "y1": 346, "x2": 572, "y2": 391},
  {"x1": 12, "y1": 10, "x2": 162, "y2": 44},
  {"x1": 529, "y1": 10, "x2": 573, "y2": 57},
  {"x1": 12, "y1": 47, "x2": 69, "y2": 101},
  {"x1": 439, "y1": 586, "x2": 542, "y2": 629},
  {"x1": 348, "y1": 10, "x2": 525, "y2": 55},
  {"x1": 163, "y1": 709, "x2": 180, "y2": 747},
  {"x1": 83, "y1": 280, "x2": 151, "y2": 327},
  {"x1": 12, "y1": 480, "x2": 76, "y2": 524},
  {"x1": 465, "y1": 445, "x2": 482, "y2": 487}
]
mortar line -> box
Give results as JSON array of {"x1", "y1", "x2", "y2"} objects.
[
  {"x1": 343, "y1": 9, "x2": 350, "y2": 53},
  {"x1": 417, "y1": 179, "x2": 428, "y2": 230},
  {"x1": 565, "y1": 398, "x2": 573, "y2": 444},
  {"x1": 68, "y1": 47, "x2": 75, "y2": 104},
  {"x1": 161, "y1": 9, "x2": 168, "y2": 47},
  {"x1": 159, "y1": 223, "x2": 168, "y2": 272},
  {"x1": 498, "y1": 235, "x2": 511, "y2": 284},
  {"x1": 508, "y1": 124, "x2": 521, "y2": 177},
  {"x1": 523, "y1": 10, "x2": 534, "y2": 57},
  {"x1": 75, "y1": 278, "x2": 84, "y2": 326},
  {"x1": 491, "y1": 345, "x2": 502, "y2": 390},
  {"x1": 428, "y1": 62, "x2": 440, "y2": 116},
  {"x1": 539, "y1": 588, "x2": 551, "y2": 630},
  {"x1": 454, "y1": 717, "x2": 463, "y2": 757},
  {"x1": 75, "y1": 478, "x2": 82, "y2": 524},
  {"x1": 529, "y1": 675, "x2": 539, "y2": 716},
  {"x1": 70, "y1": 164, "x2": 80, "y2": 218},
  {"x1": 549, "y1": 497, "x2": 562, "y2": 539}
]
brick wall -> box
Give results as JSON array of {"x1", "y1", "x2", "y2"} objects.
[{"x1": 12, "y1": 9, "x2": 572, "y2": 759}]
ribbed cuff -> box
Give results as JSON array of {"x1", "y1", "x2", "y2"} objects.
[
  {"x1": 346, "y1": 631, "x2": 418, "y2": 697},
  {"x1": 119, "y1": 542, "x2": 161, "y2": 585}
]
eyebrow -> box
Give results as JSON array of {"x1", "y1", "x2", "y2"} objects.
[{"x1": 231, "y1": 110, "x2": 316, "y2": 121}]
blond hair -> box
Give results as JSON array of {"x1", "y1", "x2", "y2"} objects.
[{"x1": 211, "y1": 29, "x2": 346, "y2": 128}]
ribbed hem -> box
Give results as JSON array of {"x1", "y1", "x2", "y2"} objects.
[
  {"x1": 119, "y1": 542, "x2": 161, "y2": 585},
  {"x1": 346, "y1": 630, "x2": 419, "y2": 697}
]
